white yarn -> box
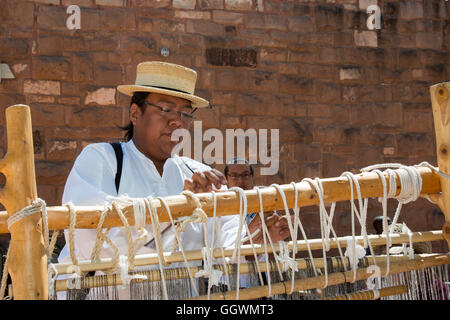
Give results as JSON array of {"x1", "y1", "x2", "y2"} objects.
[
  {"x1": 118, "y1": 254, "x2": 147, "y2": 287},
  {"x1": 194, "y1": 248, "x2": 223, "y2": 286},
  {"x1": 145, "y1": 196, "x2": 169, "y2": 300},
  {"x1": 7, "y1": 198, "x2": 46, "y2": 230},
  {"x1": 270, "y1": 184, "x2": 297, "y2": 273},
  {"x1": 254, "y1": 187, "x2": 274, "y2": 297},
  {"x1": 229, "y1": 186, "x2": 265, "y2": 299},
  {"x1": 7, "y1": 198, "x2": 50, "y2": 257},
  {"x1": 211, "y1": 191, "x2": 232, "y2": 291},
  {"x1": 183, "y1": 192, "x2": 221, "y2": 296},
  {"x1": 302, "y1": 177, "x2": 348, "y2": 287},
  {"x1": 340, "y1": 172, "x2": 364, "y2": 283},
  {"x1": 416, "y1": 161, "x2": 450, "y2": 180},
  {"x1": 195, "y1": 191, "x2": 228, "y2": 300},
  {"x1": 340, "y1": 172, "x2": 370, "y2": 248},
  {"x1": 372, "y1": 288, "x2": 380, "y2": 300},
  {"x1": 158, "y1": 196, "x2": 200, "y2": 297},
  {"x1": 252, "y1": 187, "x2": 285, "y2": 282},
  {"x1": 47, "y1": 263, "x2": 58, "y2": 300},
  {"x1": 361, "y1": 163, "x2": 425, "y2": 277},
  {"x1": 289, "y1": 182, "x2": 319, "y2": 278},
  {"x1": 132, "y1": 198, "x2": 147, "y2": 229},
  {"x1": 278, "y1": 241, "x2": 298, "y2": 273},
  {"x1": 344, "y1": 236, "x2": 366, "y2": 269}
]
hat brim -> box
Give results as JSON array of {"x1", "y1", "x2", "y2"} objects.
[{"x1": 117, "y1": 85, "x2": 209, "y2": 108}]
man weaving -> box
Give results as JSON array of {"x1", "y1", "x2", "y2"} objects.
[{"x1": 57, "y1": 61, "x2": 289, "y2": 299}]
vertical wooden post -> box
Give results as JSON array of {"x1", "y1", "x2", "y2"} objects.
[
  {"x1": 430, "y1": 82, "x2": 450, "y2": 249},
  {"x1": 0, "y1": 105, "x2": 47, "y2": 299}
]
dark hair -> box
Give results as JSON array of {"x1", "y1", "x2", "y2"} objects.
[
  {"x1": 119, "y1": 92, "x2": 150, "y2": 141},
  {"x1": 224, "y1": 158, "x2": 254, "y2": 178},
  {"x1": 373, "y1": 215, "x2": 391, "y2": 228}
]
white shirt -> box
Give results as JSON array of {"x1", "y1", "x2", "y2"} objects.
[{"x1": 58, "y1": 140, "x2": 241, "y2": 267}]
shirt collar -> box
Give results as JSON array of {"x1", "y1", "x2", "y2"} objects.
[{"x1": 125, "y1": 139, "x2": 178, "y2": 168}]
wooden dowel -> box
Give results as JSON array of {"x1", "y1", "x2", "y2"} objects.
[
  {"x1": 53, "y1": 254, "x2": 431, "y2": 292},
  {"x1": 0, "y1": 167, "x2": 441, "y2": 234},
  {"x1": 0, "y1": 105, "x2": 47, "y2": 300},
  {"x1": 324, "y1": 285, "x2": 407, "y2": 300},
  {"x1": 430, "y1": 82, "x2": 450, "y2": 248},
  {"x1": 190, "y1": 253, "x2": 450, "y2": 300},
  {"x1": 53, "y1": 230, "x2": 443, "y2": 274}
]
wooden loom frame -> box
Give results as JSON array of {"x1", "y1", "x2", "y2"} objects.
[{"x1": 0, "y1": 82, "x2": 448, "y2": 300}]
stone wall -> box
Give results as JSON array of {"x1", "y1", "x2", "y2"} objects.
[{"x1": 0, "y1": 0, "x2": 448, "y2": 251}]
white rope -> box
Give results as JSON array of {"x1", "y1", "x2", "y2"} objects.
[
  {"x1": 158, "y1": 196, "x2": 201, "y2": 297},
  {"x1": 344, "y1": 236, "x2": 366, "y2": 269},
  {"x1": 47, "y1": 263, "x2": 58, "y2": 300},
  {"x1": 254, "y1": 187, "x2": 273, "y2": 297},
  {"x1": 228, "y1": 187, "x2": 248, "y2": 300},
  {"x1": 269, "y1": 184, "x2": 298, "y2": 278},
  {"x1": 211, "y1": 191, "x2": 232, "y2": 291},
  {"x1": 278, "y1": 241, "x2": 298, "y2": 273},
  {"x1": 372, "y1": 288, "x2": 380, "y2": 300},
  {"x1": 302, "y1": 178, "x2": 331, "y2": 287},
  {"x1": 397, "y1": 223, "x2": 415, "y2": 259},
  {"x1": 132, "y1": 198, "x2": 147, "y2": 229},
  {"x1": 289, "y1": 182, "x2": 318, "y2": 278},
  {"x1": 145, "y1": 196, "x2": 169, "y2": 300},
  {"x1": 205, "y1": 192, "x2": 221, "y2": 298},
  {"x1": 340, "y1": 172, "x2": 370, "y2": 248},
  {"x1": 302, "y1": 177, "x2": 348, "y2": 287},
  {"x1": 2, "y1": 198, "x2": 67, "y2": 300},
  {"x1": 194, "y1": 248, "x2": 223, "y2": 286},
  {"x1": 7, "y1": 198, "x2": 46, "y2": 230},
  {"x1": 339, "y1": 173, "x2": 359, "y2": 283},
  {"x1": 110, "y1": 196, "x2": 149, "y2": 251},
  {"x1": 118, "y1": 254, "x2": 147, "y2": 287},
  {"x1": 415, "y1": 161, "x2": 450, "y2": 180},
  {"x1": 179, "y1": 191, "x2": 218, "y2": 298},
  {"x1": 361, "y1": 163, "x2": 425, "y2": 277}
]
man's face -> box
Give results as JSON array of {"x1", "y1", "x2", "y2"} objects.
[
  {"x1": 130, "y1": 92, "x2": 193, "y2": 161},
  {"x1": 226, "y1": 164, "x2": 254, "y2": 190}
]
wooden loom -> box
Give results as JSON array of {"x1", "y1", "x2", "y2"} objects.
[{"x1": 0, "y1": 82, "x2": 448, "y2": 300}]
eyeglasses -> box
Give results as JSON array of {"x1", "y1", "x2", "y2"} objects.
[
  {"x1": 143, "y1": 102, "x2": 196, "y2": 125},
  {"x1": 228, "y1": 172, "x2": 252, "y2": 180}
]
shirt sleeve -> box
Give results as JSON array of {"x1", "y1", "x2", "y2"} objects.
[
  {"x1": 62, "y1": 143, "x2": 117, "y2": 206},
  {"x1": 60, "y1": 143, "x2": 118, "y2": 262}
]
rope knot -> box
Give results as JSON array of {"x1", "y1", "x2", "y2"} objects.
[
  {"x1": 7, "y1": 198, "x2": 46, "y2": 230},
  {"x1": 118, "y1": 255, "x2": 147, "y2": 287},
  {"x1": 276, "y1": 241, "x2": 298, "y2": 273},
  {"x1": 177, "y1": 191, "x2": 208, "y2": 232},
  {"x1": 344, "y1": 236, "x2": 366, "y2": 270}
]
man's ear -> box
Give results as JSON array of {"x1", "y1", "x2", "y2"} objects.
[{"x1": 129, "y1": 103, "x2": 141, "y2": 126}]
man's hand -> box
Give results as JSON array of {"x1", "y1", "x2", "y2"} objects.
[
  {"x1": 183, "y1": 169, "x2": 227, "y2": 193},
  {"x1": 247, "y1": 211, "x2": 291, "y2": 244}
]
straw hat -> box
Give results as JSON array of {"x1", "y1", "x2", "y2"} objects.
[{"x1": 117, "y1": 61, "x2": 209, "y2": 108}]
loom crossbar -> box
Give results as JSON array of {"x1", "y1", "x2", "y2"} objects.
[
  {"x1": 0, "y1": 166, "x2": 442, "y2": 234},
  {"x1": 53, "y1": 230, "x2": 444, "y2": 274},
  {"x1": 190, "y1": 253, "x2": 450, "y2": 300}
]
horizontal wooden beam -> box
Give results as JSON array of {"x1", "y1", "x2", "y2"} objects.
[{"x1": 0, "y1": 167, "x2": 441, "y2": 234}]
